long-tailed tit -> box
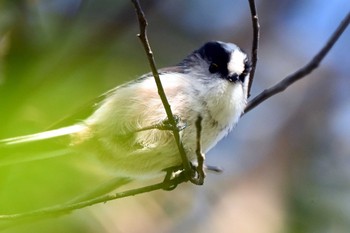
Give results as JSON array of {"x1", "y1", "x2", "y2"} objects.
[{"x1": 1, "y1": 41, "x2": 250, "y2": 179}]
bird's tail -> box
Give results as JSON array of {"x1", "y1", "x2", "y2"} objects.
[
  {"x1": 0, "y1": 125, "x2": 87, "y2": 166},
  {"x1": 0, "y1": 125, "x2": 86, "y2": 145}
]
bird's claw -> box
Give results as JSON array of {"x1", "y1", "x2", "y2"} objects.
[
  {"x1": 189, "y1": 162, "x2": 206, "y2": 185},
  {"x1": 155, "y1": 115, "x2": 187, "y2": 132},
  {"x1": 136, "y1": 115, "x2": 187, "y2": 133}
]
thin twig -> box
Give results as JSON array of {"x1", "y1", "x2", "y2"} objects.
[
  {"x1": 1, "y1": 3, "x2": 348, "y2": 226},
  {"x1": 245, "y1": 11, "x2": 350, "y2": 114},
  {"x1": 247, "y1": 0, "x2": 260, "y2": 97},
  {"x1": 193, "y1": 115, "x2": 205, "y2": 185},
  {"x1": 0, "y1": 175, "x2": 187, "y2": 222},
  {"x1": 130, "y1": 0, "x2": 192, "y2": 180}
]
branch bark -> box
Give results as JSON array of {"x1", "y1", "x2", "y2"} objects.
[
  {"x1": 247, "y1": 0, "x2": 260, "y2": 97},
  {"x1": 0, "y1": 1, "x2": 348, "y2": 225},
  {"x1": 130, "y1": 0, "x2": 192, "y2": 180},
  {"x1": 0, "y1": 175, "x2": 186, "y2": 222},
  {"x1": 245, "y1": 11, "x2": 350, "y2": 114}
]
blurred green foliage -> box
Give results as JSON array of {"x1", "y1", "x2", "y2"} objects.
[
  {"x1": 0, "y1": 1, "x2": 153, "y2": 232},
  {"x1": 0, "y1": 1, "x2": 349, "y2": 233}
]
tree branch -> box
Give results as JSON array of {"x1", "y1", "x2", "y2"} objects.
[
  {"x1": 0, "y1": 175, "x2": 187, "y2": 222},
  {"x1": 247, "y1": 0, "x2": 260, "y2": 97},
  {"x1": 130, "y1": 0, "x2": 192, "y2": 180},
  {"x1": 193, "y1": 115, "x2": 205, "y2": 185},
  {"x1": 1, "y1": 2, "x2": 348, "y2": 226},
  {"x1": 245, "y1": 11, "x2": 350, "y2": 114}
]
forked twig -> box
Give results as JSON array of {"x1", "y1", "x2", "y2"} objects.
[
  {"x1": 0, "y1": 0, "x2": 349, "y2": 225},
  {"x1": 245, "y1": 11, "x2": 350, "y2": 113},
  {"x1": 130, "y1": 0, "x2": 192, "y2": 180}
]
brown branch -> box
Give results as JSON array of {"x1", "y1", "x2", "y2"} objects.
[
  {"x1": 193, "y1": 115, "x2": 205, "y2": 185},
  {"x1": 130, "y1": 0, "x2": 192, "y2": 180},
  {"x1": 0, "y1": 0, "x2": 197, "y2": 224},
  {"x1": 0, "y1": 175, "x2": 187, "y2": 223},
  {"x1": 1, "y1": 2, "x2": 348, "y2": 226},
  {"x1": 247, "y1": 0, "x2": 260, "y2": 97},
  {"x1": 245, "y1": 11, "x2": 350, "y2": 114}
]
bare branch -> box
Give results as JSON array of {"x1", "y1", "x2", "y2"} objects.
[
  {"x1": 192, "y1": 115, "x2": 205, "y2": 185},
  {"x1": 130, "y1": 0, "x2": 192, "y2": 179},
  {"x1": 245, "y1": 12, "x2": 350, "y2": 114},
  {"x1": 247, "y1": 0, "x2": 260, "y2": 97},
  {"x1": 0, "y1": 0, "x2": 196, "y2": 224},
  {"x1": 0, "y1": 175, "x2": 187, "y2": 222},
  {"x1": 1, "y1": 2, "x2": 348, "y2": 225}
]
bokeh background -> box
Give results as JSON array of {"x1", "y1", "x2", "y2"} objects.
[{"x1": 0, "y1": 0, "x2": 349, "y2": 232}]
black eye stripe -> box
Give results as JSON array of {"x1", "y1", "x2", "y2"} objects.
[
  {"x1": 198, "y1": 42, "x2": 230, "y2": 77},
  {"x1": 180, "y1": 41, "x2": 249, "y2": 83},
  {"x1": 209, "y1": 63, "x2": 219, "y2": 73}
]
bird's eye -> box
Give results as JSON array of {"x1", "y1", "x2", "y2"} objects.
[{"x1": 209, "y1": 63, "x2": 219, "y2": 73}]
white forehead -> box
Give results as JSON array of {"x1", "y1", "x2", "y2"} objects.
[{"x1": 219, "y1": 41, "x2": 247, "y2": 75}]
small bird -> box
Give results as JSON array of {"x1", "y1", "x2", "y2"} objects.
[{"x1": 0, "y1": 41, "x2": 250, "y2": 181}]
